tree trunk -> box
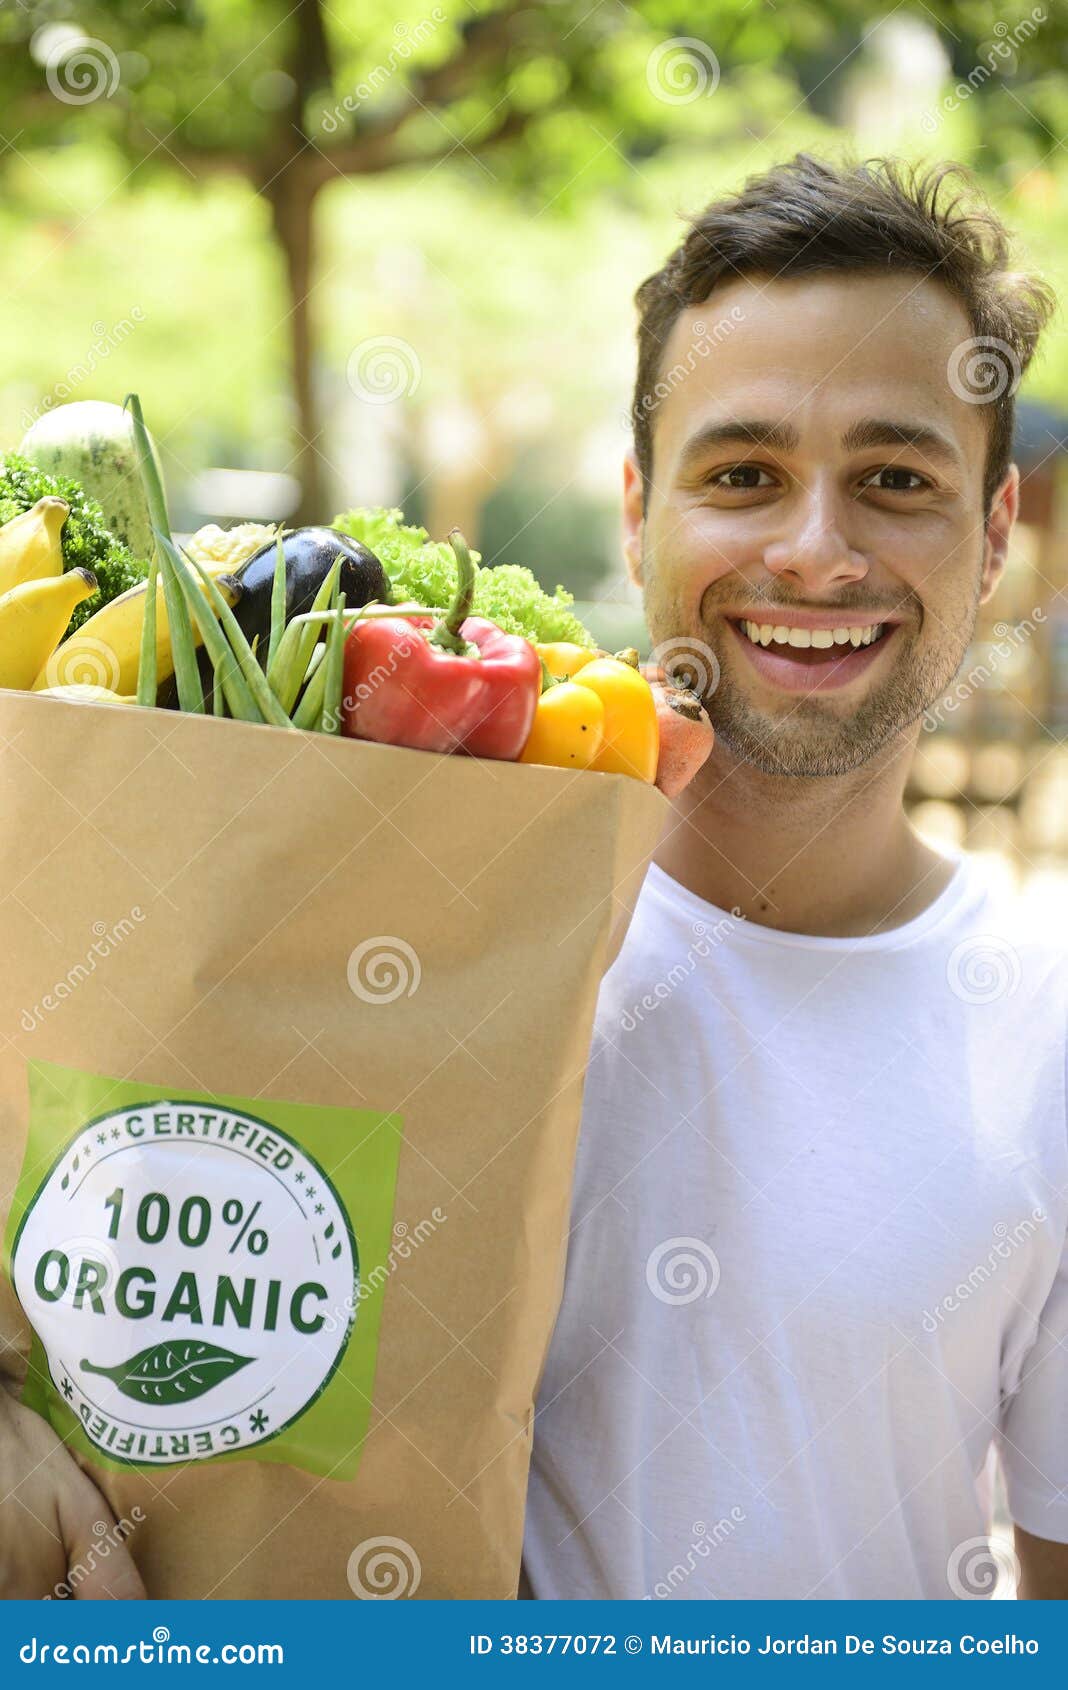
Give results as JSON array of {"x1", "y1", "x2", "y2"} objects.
[{"x1": 265, "y1": 171, "x2": 324, "y2": 527}]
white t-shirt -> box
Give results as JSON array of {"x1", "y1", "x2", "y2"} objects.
[{"x1": 523, "y1": 851, "x2": 1068, "y2": 1600}]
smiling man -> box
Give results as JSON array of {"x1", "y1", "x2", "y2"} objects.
[{"x1": 523, "y1": 155, "x2": 1068, "y2": 1600}]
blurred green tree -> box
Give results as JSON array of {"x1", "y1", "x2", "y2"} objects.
[{"x1": 1, "y1": 0, "x2": 1064, "y2": 519}]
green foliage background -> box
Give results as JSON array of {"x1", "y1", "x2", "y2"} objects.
[{"x1": 0, "y1": 0, "x2": 1065, "y2": 590}]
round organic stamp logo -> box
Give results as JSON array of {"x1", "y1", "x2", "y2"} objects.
[{"x1": 11, "y1": 1101, "x2": 358, "y2": 1465}]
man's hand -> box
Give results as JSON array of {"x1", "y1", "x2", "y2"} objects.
[{"x1": 0, "y1": 1389, "x2": 145, "y2": 1599}]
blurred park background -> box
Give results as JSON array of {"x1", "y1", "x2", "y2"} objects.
[{"x1": 0, "y1": 0, "x2": 1066, "y2": 900}]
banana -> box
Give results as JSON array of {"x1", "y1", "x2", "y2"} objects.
[
  {"x1": 36, "y1": 684, "x2": 136, "y2": 705},
  {"x1": 0, "y1": 568, "x2": 97, "y2": 691},
  {"x1": 35, "y1": 559, "x2": 238, "y2": 696},
  {"x1": 0, "y1": 498, "x2": 69, "y2": 596}
]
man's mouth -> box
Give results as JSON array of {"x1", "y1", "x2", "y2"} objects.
[{"x1": 724, "y1": 613, "x2": 901, "y2": 694}]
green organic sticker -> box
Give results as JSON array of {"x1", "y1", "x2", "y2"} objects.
[{"x1": 3, "y1": 1060, "x2": 403, "y2": 1478}]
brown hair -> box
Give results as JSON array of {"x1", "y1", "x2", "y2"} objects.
[{"x1": 632, "y1": 153, "x2": 1055, "y2": 511}]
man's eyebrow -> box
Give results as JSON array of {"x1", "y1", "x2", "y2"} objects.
[
  {"x1": 841, "y1": 418, "x2": 961, "y2": 462},
  {"x1": 677, "y1": 419, "x2": 800, "y2": 471}
]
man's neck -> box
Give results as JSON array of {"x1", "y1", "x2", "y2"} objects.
[{"x1": 655, "y1": 727, "x2": 958, "y2": 939}]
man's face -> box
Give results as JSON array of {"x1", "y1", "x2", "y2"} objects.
[{"x1": 625, "y1": 272, "x2": 1016, "y2": 777}]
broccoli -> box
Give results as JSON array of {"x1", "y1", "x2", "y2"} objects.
[{"x1": 0, "y1": 453, "x2": 148, "y2": 631}]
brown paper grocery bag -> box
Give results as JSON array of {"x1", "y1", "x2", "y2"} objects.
[{"x1": 0, "y1": 690, "x2": 666, "y2": 1599}]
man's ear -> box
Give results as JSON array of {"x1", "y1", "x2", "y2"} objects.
[
  {"x1": 622, "y1": 450, "x2": 645, "y2": 588},
  {"x1": 980, "y1": 463, "x2": 1019, "y2": 604}
]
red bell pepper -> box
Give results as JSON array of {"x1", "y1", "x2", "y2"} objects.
[{"x1": 341, "y1": 532, "x2": 540, "y2": 760}]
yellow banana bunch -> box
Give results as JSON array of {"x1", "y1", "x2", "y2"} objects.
[
  {"x1": 0, "y1": 568, "x2": 97, "y2": 692},
  {"x1": 36, "y1": 559, "x2": 237, "y2": 695},
  {"x1": 0, "y1": 498, "x2": 69, "y2": 595}
]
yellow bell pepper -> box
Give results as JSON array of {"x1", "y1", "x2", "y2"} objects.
[
  {"x1": 521, "y1": 653, "x2": 659, "y2": 782},
  {"x1": 535, "y1": 641, "x2": 599, "y2": 680}
]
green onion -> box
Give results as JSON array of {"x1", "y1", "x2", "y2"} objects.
[
  {"x1": 125, "y1": 394, "x2": 203, "y2": 714},
  {"x1": 136, "y1": 555, "x2": 158, "y2": 707},
  {"x1": 153, "y1": 528, "x2": 205, "y2": 713},
  {"x1": 291, "y1": 646, "x2": 330, "y2": 731},
  {"x1": 212, "y1": 663, "x2": 225, "y2": 717},
  {"x1": 319, "y1": 590, "x2": 347, "y2": 734},
  {"x1": 169, "y1": 542, "x2": 263, "y2": 723},
  {"x1": 185, "y1": 554, "x2": 295, "y2": 730},
  {"x1": 267, "y1": 559, "x2": 341, "y2": 714},
  {"x1": 267, "y1": 533, "x2": 286, "y2": 671}
]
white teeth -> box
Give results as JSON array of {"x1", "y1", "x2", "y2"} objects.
[{"x1": 740, "y1": 620, "x2": 886, "y2": 649}]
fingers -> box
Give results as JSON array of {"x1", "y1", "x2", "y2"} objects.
[{"x1": 56, "y1": 1463, "x2": 147, "y2": 1600}]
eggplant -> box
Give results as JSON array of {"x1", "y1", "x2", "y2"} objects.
[
  {"x1": 225, "y1": 526, "x2": 390, "y2": 645},
  {"x1": 157, "y1": 527, "x2": 391, "y2": 711}
]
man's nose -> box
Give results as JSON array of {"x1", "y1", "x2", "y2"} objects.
[{"x1": 762, "y1": 484, "x2": 869, "y2": 593}]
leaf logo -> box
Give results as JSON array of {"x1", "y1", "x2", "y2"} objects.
[{"x1": 82, "y1": 1341, "x2": 254, "y2": 1406}]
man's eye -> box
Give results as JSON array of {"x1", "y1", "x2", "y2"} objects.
[
  {"x1": 710, "y1": 464, "x2": 774, "y2": 490},
  {"x1": 862, "y1": 466, "x2": 927, "y2": 493}
]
